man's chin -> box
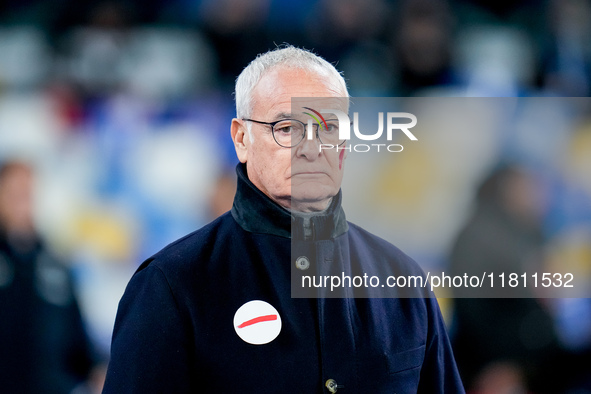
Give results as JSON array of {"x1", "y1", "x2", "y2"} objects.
[{"x1": 290, "y1": 192, "x2": 336, "y2": 212}]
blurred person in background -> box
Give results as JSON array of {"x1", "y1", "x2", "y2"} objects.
[
  {"x1": 390, "y1": 0, "x2": 455, "y2": 96},
  {"x1": 0, "y1": 160, "x2": 102, "y2": 394},
  {"x1": 449, "y1": 164, "x2": 565, "y2": 393},
  {"x1": 305, "y1": 0, "x2": 389, "y2": 63},
  {"x1": 199, "y1": 0, "x2": 273, "y2": 91},
  {"x1": 540, "y1": 0, "x2": 591, "y2": 96}
]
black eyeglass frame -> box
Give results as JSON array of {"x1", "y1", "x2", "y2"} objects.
[{"x1": 242, "y1": 118, "x2": 347, "y2": 148}]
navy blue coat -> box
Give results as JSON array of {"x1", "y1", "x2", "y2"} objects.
[{"x1": 103, "y1": 164, "x2": 464, "y2": 393}]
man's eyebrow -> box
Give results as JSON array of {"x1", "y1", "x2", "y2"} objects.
[{"x1": 270, "y1": 112, "x2": 294, "y2": 121}]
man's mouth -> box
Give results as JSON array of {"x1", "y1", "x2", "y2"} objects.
[{"x1": 292, "y1": 172, "x2": 327, "y2": 176}]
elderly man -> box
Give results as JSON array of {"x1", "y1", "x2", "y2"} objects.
[{"x1": 103, "y1": 46, "x2": 464, "y2": 393}]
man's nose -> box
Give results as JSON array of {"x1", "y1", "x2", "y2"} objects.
[{"x1": 296, "y1": 127, "x2": 322, "y2": 159}]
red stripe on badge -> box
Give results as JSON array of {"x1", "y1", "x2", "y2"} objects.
[{"x1": 237, "y1": 314, "x2": 278, "y2": 329}]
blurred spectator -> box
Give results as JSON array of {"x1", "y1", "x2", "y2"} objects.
[
  {"x1": 61, "y1": 27, "x2": 129, "y2": 97},
  {"x1": 57, "y1": 1, "x2": 218, "y2": 101},
  {"x1": 0, "y1": 161, "x2": 102, "y2": 394},
  {"x1": 451, "y1": 0, "x2": 544, "y2": 25},
  {"x1": 449, "y1": 164, "x2": 565, "y2": 393},
  {"x1": 471, "y1": 361, "x2": 528, "y2": 394},
  {"x1": 540, "y1": 0, "x2": 591, "y2": 96},
  {"x1": 306, "y1": 0, "x2": 390, "y2": 62},
  {"x1": 199, "y1": 0, "x2": 272, "y2": 90},
  {"x1": 304, "y1": 0, "x2": 396, "y2": 95},
  {"x1": 57, "y1": 1, "x2": 133, "y2": 99},
  {"x1": 0, "y1": 27, "x2": 51, "y2": 91},
  {"x1": 454, "y1": 25, "x2": 536, "y2": 96},
  {"x1": 390, "y1": 0, "x2": 455, "y2": 95}
]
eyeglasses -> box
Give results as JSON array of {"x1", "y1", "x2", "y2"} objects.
[{"x1": 242, "y1": 118, "x2": 346, "y2": 148}]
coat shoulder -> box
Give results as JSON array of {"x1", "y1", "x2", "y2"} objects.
[
  {"x1": 137, "y1": 212, "x2": 238, "y2": 276},
  {"x1": 346, "y1": 221, "x2": 425, "y2": 276}
]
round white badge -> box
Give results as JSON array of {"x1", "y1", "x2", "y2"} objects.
[{"x1": 233, "y1": 300, "x2": 282, "y2": 345}]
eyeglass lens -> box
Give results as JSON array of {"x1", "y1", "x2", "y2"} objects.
[{"x1": 272, "y1": 119, "x2": 343, "y2": 147}]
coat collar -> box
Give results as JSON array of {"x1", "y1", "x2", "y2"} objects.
[{"x1": 231, "y1": 163, "x2": 348, "y2": 240}]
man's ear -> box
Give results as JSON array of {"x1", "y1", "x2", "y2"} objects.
[
  {"x1": 338, "y1": 142, "x2": 348, "y2": 170},
  {"x1": 231, "y1": 118, "x2": 248, "y2": 163}
]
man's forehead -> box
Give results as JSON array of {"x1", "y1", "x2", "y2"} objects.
[
  {"x1": 252, "y1": 66, "x2": 348, "y2": 116},
  {"x1": 291, "y1": 97, "x2": 349, "y2": 111},
  {"x1": 259, "y1": 98, "x2": 349, "y2": 122},
  {"x1": 290, "y1": 97, "x2": 349, "y2": 119}
]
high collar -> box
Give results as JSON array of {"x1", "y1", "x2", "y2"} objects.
[{"x1": 230, "y1": 163, "x2": 348, "y2": 240}]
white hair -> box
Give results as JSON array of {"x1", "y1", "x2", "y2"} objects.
[{"x1": 235, "y1": 46, "x2": 349, "y2": 127}]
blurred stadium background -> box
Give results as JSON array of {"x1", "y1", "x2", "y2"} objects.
[{"x1": 0, "y1": 0, "x2": 590, "y2": 392}]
